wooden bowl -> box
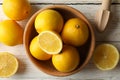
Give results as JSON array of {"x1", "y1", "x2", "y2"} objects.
[{"x1": 23, "y1": 5, "x2": 95, "y2": 76}]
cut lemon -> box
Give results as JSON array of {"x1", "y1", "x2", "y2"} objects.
[
  {"x1": 93, "y1": 43, "x2": 119, "y2": 71},
  {"x1": 0, "y1": 52, "x2": 18, "y2": 77},
  {"x1": 38, "y1": 31, "x2": 63, "y2": 54}
]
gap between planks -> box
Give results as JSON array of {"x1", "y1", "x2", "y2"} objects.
[{"x1": 0, "y1": 3, "x2": 120, "y2": 5}]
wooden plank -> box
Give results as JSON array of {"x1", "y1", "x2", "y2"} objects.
[
  {"x1": 29, "y1": 0, "x2": 120, "y2": 4},
  {"x1": 0, "y1": 0, "x2": 120, "y2": 3}
]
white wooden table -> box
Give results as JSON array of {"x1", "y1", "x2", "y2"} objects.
[{"x1": 0, "y1": 0, "x2": 120, "y2": 80}]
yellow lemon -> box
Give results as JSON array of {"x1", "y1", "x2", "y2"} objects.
[
  {"x1": 2, "y1": 0, "x2": 31, "y2": 20},
  {"x1": 0, "y1": 20, "x2": 23, "y2": 46},
  {"x1": 0, "y1": 52, "x2": 18, "y2": 78},
  {"x1": 61, "y1": 18, "x2": 89, "y2": 47},
  {"x1": 35, "y1": 9, "x2": 64, "y2": 33},
  {"x1": 29, "y1": 36, "x2": 52, "y2": 60},
  {"x1": 93, "y1": 43, "x2": 119, "y2": 71},
  {"x1": 38, "y1": 31, "x2": 63, "y2": 54},
  {"x1": 52, "y1": 45, "x2": 80, "y2": 72}
]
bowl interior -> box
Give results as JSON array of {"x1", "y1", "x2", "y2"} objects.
[{"x1": 24, "y1": 5, "x2": 95, "y2": 76}]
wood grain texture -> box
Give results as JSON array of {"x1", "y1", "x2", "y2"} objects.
[
  {"x1": 0, "y1": 0, "x2": 120, "y2": 3},
  {"x1": 0, "y1": 0, "x2": 120, "y2": 80}
]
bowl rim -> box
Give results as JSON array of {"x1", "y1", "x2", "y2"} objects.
[{"x1": 23, "y1": 5, "x2": 95, "y2": 76}]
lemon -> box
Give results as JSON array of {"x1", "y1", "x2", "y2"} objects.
[
  {"x1": 93, "y1": 43, "x2": 119, "y2": 71},
  {"x1": 0, "y1": 52, "x2": 18, "y2": 78},
  {"x1": 38, "y1": 31, "x2": 63, "y2": 54},
  {"x1": 0, "y1": 20, "x2": 23, "y2": 46},
  {"x1": 29, "y1": 36, "x2": 52, "y2": 60},
  {"x1": 61, "y1": 18, "x2": 89, "y2": 46},
  {"x1": 2, "y1": 0, "x2": 31, "y2": 20},
  {"x1": 52, "y1": 45, "x2": 80, "y2": 72},
  {"x1": 35, "y1": 9, "x2": 64, "y2": 33}
]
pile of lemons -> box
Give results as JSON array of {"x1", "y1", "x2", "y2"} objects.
[
  {"x1": 0, "y1": 0, "x2": 119, "y2": 78},
  {"x1": 30, "y1": 9, "x2": 120, "y2": 73},
  {"x1": 0, "y1": 0, "x2": 31, "y2": 78},
  {"x1": 0, "y1": 0, "x2": 31, "y2": 46},
  {"x1": 29, "y1": 9, "x2": 89, "y2": 73}
]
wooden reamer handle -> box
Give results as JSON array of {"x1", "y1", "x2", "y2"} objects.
[{"x1": 102, "y1": 0, "x2": 112, "y2": 10}]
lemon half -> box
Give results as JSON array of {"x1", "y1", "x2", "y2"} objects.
[
  {"x1": 38, "y1": 31, "x2": 63, "y2": 54},
  {"x1": 0, "y1": 52, "x2": 18, "y2": 78},
  {"x1": 93, "y1": 44, "x2": 119, "y2": 71}
]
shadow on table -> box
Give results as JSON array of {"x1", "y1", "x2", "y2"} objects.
[{"x1": 16, "y1": 58, "x2": 27, "y2": 74}]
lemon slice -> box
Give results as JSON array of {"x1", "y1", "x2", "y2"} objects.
[
  {"x1": 38, "y1": 31, "x2": 63, "y2": 54},
  {"x1": 93, "y1": 44, "x2": 119, "y2": 71},
  {"x1": 0, "y1": 52, "x2": 18, "y2": 78}
]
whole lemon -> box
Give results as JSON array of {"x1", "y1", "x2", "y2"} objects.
[
  {"x1": 35, "y1": 9, "x2": 64, "y2": 33},
  {"x1": 0, "y1": 20, "x2": 23, "y2": 46},
  {"x1": 30, "y1": 36, "x2": 52, "y2": 60},
  {"x1": 2, "y1": 0, "x2": 31, "y2": 20},
  {"x1": 52, "y1": 45, "x2": 80, "y2": 72},
  {"x1": 61, "y1": 18, "x2": 89, "y2": 46}
]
